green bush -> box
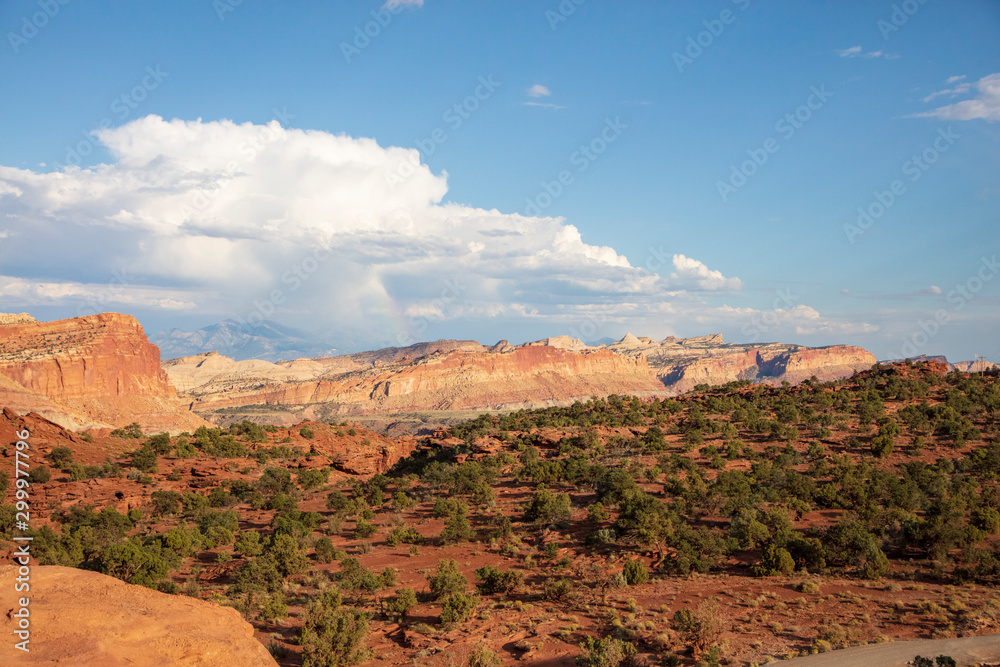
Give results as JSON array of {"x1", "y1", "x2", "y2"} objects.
[
  {"x1": 45, "y1": 446, "x2": 74, "y2": 468},
  {"x1": 427, "y1": 559, "x2": 467, "y2": 600},
  {"x1": 235, "y1": 530, "x2": 264, "y2": 557},
  {"x1": 300, "y1": 426, "x2": 315, "y2": 440},
  {"x1": 440, "y1": 592, "x2": 478, "y2": 627},
  {"x1": 468, "y1": 646, "x2": 503, "y2": 667},
  {"x1": 299, "y1": 590, "x2": 372, "y2": 667},
  {"x1": 622, "y1": 560, "x2": 649, "y2": 586},
  {"x1": 385, "y1": 587, "x2": 417, "y2": 619},
  {"x1": 314, "y1": 537, "x2": 337, "y2": 563},
  {"x1": 27, "y1": 465, "x2": 51, "y2": 484},
  {"x1": 523, "y1": 485, "x2": 571, "y2": 527},
  {"x1": 130, "y1": 445, "x2": 158, "y2": 473},
  {"x1": 576, "y1": 636, "x2": 637, "y2": 667},
  {"x1": 474, "y1": 565, "x2": 522, "y2": 595}
]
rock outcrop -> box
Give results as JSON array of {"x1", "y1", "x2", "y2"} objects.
[
  {"x1": 0, "y1": 313, "x2": 207, "y2": 432},
  {"x1": 163, "y1": 334, "x2": 876, "y2": 424},
  {"x1": 0, "y1": 565, "x2": 277, "y2": 666}
]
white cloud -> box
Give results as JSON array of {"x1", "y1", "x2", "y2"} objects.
[
  {"x1": 911, "y1": 73, "x2": 1000, "y2": 121},
  {"x1": 670, "y1": 254, "x2": 742, "y2": 291},
  {"x1": 0, "y1": 115, "x2": 745, "y2": 348},
  {"x1": 946, "y1": 75, "x2": 967, "y2": 85},
  {"x1": 526, "y1": 84, "x2": 551, "y2": 98},
  {"x1": 837, "y1": 45, "x2": 897, "y2": 60}
]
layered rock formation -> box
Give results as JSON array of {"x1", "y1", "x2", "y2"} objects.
[
  {"x1": 0, "y1": 313, "x2": 207, "y2": 432},
  {"x1": 164, "y1": 333, "x2": 875, "y2": 424},
  {"x1": 0, "y1": 565, "x2": 277, "y2": 666}
]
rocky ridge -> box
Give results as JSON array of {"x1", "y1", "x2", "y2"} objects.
[
  {"x1": 164, "y1": 333, "x2": 875, "y2": 425},
  {"x1": 0, "y1": 312, "x2": 207, "y2": 433}
]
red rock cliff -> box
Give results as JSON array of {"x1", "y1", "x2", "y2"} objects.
[{"x1": 0, "y1": 313, "x2": 206, "y2": 432}]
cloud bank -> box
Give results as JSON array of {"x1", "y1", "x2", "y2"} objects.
[{"x1": 0, "y1": 115, "x2": 762, "y2": 348}]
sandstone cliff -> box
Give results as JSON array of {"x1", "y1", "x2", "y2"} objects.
[
  {"x1": 0, "y1": 313, "x2": 207, "y2": 433},
  {"x1": 0, "y1": 565, "x2": 277, "y2": 666},
  {"x1": 164, "y1": 334, "x2": 875, "y2": 425}
]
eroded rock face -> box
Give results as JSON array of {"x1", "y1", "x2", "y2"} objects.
[
  {"x1": 165, "y1": 334, "x2": 877, "y2": 421},
  {"x1": 0, "y1": 565, "x2": 277, "y2": 666},
  {"x1": 0, "y1": 313, "x2": 207, "y2": 433}
]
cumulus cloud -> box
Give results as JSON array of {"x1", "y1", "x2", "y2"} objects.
[
  {"x1": 526, "y1": 84, "x2": 551, "y2": 98},
  {"x1": 0, "y1": 115, "x2": 746, "y2": 348},
  {"x1": 670, "y1": 254, "x2": 742, "y2": 291},
  {"x1": 911, "y1": 73, "x2": 1000, "y2": 122}
]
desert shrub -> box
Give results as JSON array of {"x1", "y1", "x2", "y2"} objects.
[
  {"x1": 474, "y1": 565, "x2": 522, "y2": 595},
  {"x1": 544, "y1": 577, "x2": 573, "y2": 601},
  {"x1": 130, "y1": 445, "x2": 157, "y2": 473},
  {"x1": 971, "y1": 507, "x2": 1000, "y2": 534},
  {"x1": 300, "y1": 426, "x2": 315, "y2": 440},
  {"x1": 427, "y1": 559, "x2": 467, "y2": 600},
  {"x1": 326, "y1": 491, "x2": 350, "y2": 511},
  {"x1": 468, "y1": 646, "x2": 503, "y2": 667},
  {"x1": 622, "y1": 560, "x2": 649, "y2": 586},
  {"x1": 235, "y1": 530, "x2": 264, "y2": 557},
  {"x1": 269, "y1": 533, "x2": 309, "y2": 577},
  {"x1": 386, "y1": 525, "x2": 424, "y2": 547},
  {"x1": 440, "y1": 508, "x2": 474, "y2": 544},
  {"x1": 354, "y1": 518, "x2": 377, "y2": 539},
  {"x1": 315, "y1": 537, "x2": 337, "y2": 563},
  {"x1": 587, "y1": 502, "x2": 610, "y2": 522},
  {"x1": 147, "y1": 433, "x2": 173, "y2": 455},
  {"x1": 752, "y1": 545, "x2": 796, "y2": 577},
  {"x1": 671, "y1": 598, "x2": 723, "y2": 656},
  {"x1": 391, "y1": 491, "x2": 415, "y2": 510},
  {"x1": 576, "y1": 635, "x2": 637, "y2": 667},
  {"x1": 385, "y1": 587, "x2": 417, "y2": 619},
  {"x1": 299, "y1": 590, "x2": 372, "y2": 667},
  {"x1": 440, "y1": 592, "x2": 478, "y2": 627},
  {"x1": 88, "y1": 540, "x2": 168, "y2": 589},
  {"x1": 298, "y1": 468, "x2": 329, "y2": 490},
  {"x1": 111, "y1": 422, "x2": 143, "y2": 439},
  {"x1": 27, "y1": 465, "x2": 51, "y2": 484},
  {"x1": 228, "y1": 555, "x2": 284, "y2": 609},
  {"x1": 45, "y1": 446, "x2": 74, "y2": 468},
  {"x1": 257, "y1": 467, "x2": 295, "y2": 497},
  {"x1": 523, "y1": 485, "x2": 571, "y2": 527},
  {"x1": 259, "y1": 593, "x2": 288, "y2": 623}
]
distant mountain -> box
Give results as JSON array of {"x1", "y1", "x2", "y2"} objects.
[{"x1": 151, "y1": 319, "x2": 337, "y2": 362}]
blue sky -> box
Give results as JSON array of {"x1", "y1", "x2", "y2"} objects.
[{"x1": 0, "y1": 0, "x2": 998, "y2": 362}]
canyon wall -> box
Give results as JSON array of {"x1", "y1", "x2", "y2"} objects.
[{"x1": 0, "y1": 313, "x2": 207, "y2": 432}]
